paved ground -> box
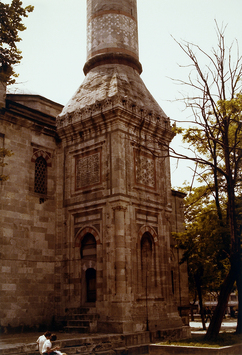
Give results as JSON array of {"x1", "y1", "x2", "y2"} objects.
[
  {"x1": 0, "y1": 319, "x2": 238, "y2": 350},
  {"x1": 190, "y1": 318, "x2": 237, "y2": 334}
]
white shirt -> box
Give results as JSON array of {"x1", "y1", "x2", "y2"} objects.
[
  {"x1": 36, "y1": 335, "x2": 46, "y2": 354},
  {"x1": 42, "y1": 339, "x2": 52, "y2": 354}
]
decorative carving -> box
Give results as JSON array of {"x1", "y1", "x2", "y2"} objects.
[
  {"x1": 56, "y1": 95, "x2": 167, "y2": 130},
  {"x1": 75, "y1": 150, "x2": 101, "y2": 190},
  {"x1": 112, "y1": 203, "x2": 127, "y2": 212},
  {"x1": 87, "y1": 13, "x2": 138, "y2": 55},
  {"x1": 134, "y1": 151, "x2": 155, "y2": 189}
]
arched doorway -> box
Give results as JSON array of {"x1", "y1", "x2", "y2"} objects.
[
  {"x1": 141, "y1": 233, "x2": 153, "y2": 292},
  {"x1": 141, "y1": 232, "x2": 153, "y2": 331},
  {"x1": 86, "y1": 268, "x2": 96, "y2": 302},
  {"x1": 81, "y1": 233, "x2": 97, "y2": 305}
]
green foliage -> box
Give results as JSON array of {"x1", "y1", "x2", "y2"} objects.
[
  {"x1": 0, "y1": 147, "x2": 13, "y2": 181},
  {"x1": 171, "y1": 123, "x2": 184, "y2": 135},
  {"x1": 174, "y1": 185, "x2": 231, "y2": 300},
  {"x1": 0, "y1": 0, "x2": 34, "y2": 84},
  {"x1": 187, "y1": 92, "x2": 240, "y2": 185}
]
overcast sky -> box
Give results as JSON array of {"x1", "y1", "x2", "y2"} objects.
[{"x1": 5, "y1": 0, "x2": 242, "y2": 188}]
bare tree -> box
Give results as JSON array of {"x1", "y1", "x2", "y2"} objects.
[
  {"x1": 133, "y1": 23, "x2": 242, "y2": 339},
  {"x1": 170, "y1": 23, "x2": 242, "y2": 339}
]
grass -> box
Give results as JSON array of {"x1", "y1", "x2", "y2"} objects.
[{"x1": 159, "y1": 333, "x2": 242, "y2": 348}]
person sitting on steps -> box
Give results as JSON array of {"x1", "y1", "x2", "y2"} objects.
[{"x1": 36, "y1": 331, "x2": 51, "y2": 355}]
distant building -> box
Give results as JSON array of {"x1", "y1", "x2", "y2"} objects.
[
  {"x1": 204, "y1": 293, "x2": 238, "y2": 316},
  {"x1": 0, "y1": 0, "x2": 189, "y2": 336}
]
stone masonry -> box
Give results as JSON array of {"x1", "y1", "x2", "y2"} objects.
[
  {"x1": 0, "y1": 0, "x2": 189, "y2": 334},
  {"x1": 55, "y1": 0, "x2": 189, "y2": 334},
  {"x1": 0, "y1": 95, "x2": 63, "y2": 330}
]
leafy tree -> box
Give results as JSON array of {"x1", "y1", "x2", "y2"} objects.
[
  {"x1": 175, "y1": 185, "x2": 231, "y2": 330},
  {"x1": 170, "y1": 24, "x2": 242, "y2": 339},
  {"x1": 0, "y1": 0, "x2": 34, "y2": 85},
  {"x1": 132, "y1": 23, "x2": 241, "y2": 338}
]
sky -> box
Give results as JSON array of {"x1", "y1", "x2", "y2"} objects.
[{"x1": 5, "y1": 0, "x2": 242, "y2": 188}]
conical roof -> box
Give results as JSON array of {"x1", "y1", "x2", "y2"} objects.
[
  {"x1": 58, "y1": 0, "x2": 168, "y2": 124},
  {"x1": 59, "y1": 64, "x2": 167, "y2": 119}
]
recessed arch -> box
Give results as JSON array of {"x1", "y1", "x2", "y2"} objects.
[
  {"x1": 81, "y1": 233, "x2": 97, "y2": 260},
  {"x1": 31, "y1": 149, "x2": 52, "y2": 167},
  {"x1": 75, "y1": 226, "x2": 100, "y2": 247},
  {"x1": 138, "y1": 225, "x2": 158, "y2": 244}
]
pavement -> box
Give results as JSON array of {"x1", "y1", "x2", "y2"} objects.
[
  {"x1": 0, "y1": 318, "x2": 238, "y2": 351},
  {"x1": 190, "y1": 318, "x2": 237, "y2": 334}
]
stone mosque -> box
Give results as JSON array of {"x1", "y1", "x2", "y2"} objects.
[{"x1": 0, "y1": 0, "x2": 189, "y2": 337}]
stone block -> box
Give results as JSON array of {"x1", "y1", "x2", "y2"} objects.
[
  {"x1": 1, "y1": 266, "x2": 11, "y2": 273},
  {"x1": 1, "y1": 284, "x2": 17, "y2": 291}
]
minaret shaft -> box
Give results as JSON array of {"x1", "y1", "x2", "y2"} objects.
[{"x1": 84, "y1": 0, "x2": 142, "y2": 74}]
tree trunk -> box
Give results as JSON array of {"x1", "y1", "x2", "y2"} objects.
[
  {"x1": 195, "y1": 274, "x2": 206, "y2": 330},
  {"x1": 205, "y1": 266, "x2": 236, "y2": 340},
  {"x1": 236, "y1": 250, "x2": 242, "y2": 334}
]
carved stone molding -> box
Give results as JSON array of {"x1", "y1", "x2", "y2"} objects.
[
  {"x1": 57, "y1": 95, "x2": 168, "y2": 131},
  {"x1": 112, "y1": 203, "x2": 128, "y2": 212}
]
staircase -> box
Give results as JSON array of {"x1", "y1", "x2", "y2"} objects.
[{"x1": 64, "y1": 307, "x2": 99, "y2": 333}]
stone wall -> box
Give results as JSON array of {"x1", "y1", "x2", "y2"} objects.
[
  {"x1": 0, "y1": 95, "x2": 62, "y2": 331},
  {"x1": 0, "y1": 90, "x2": 189, "y2": 333}
]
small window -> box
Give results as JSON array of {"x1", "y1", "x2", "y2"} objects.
[{"x1": 34, "y1": 156, "x2": 47, "y2": 194}]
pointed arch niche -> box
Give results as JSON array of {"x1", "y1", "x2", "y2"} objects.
[
  {"x1": 138, "y1": 225, "x2": 160, "y2": 297},
  {"x1": 75, "y1": 226, "x2": 100, "y2": 305},
  {"x1": 31, "y1": 148, "x2": 52, "y2": 200}
]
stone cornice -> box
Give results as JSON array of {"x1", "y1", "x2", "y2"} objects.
[
  {"x1": 57, "y1": 94, "x2": 171, "y2": 134},
  {"x1": 84, "y1": 52, "x2": 142, "y2": 75},
  {"x1": 1, "y1": 99, "x2": 58, "y2": 139}
]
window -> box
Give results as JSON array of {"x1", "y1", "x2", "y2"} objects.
[
  {"x1": 81, "y1": 233, "x2": 97, "y2": 259},
  {"x1": 34, "y1": 156, "x2": 47, "y2": 194}
]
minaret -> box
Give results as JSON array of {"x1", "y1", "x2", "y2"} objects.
[
  {"x1": 56, "y1": 0, "x2": 189, "y2": 336},
  {"x1": 84, "y1": 0, "x2": 142, "y2": 75},
  {"x1": 60, "y1": 0, "x2": 166, "y2": 118}
]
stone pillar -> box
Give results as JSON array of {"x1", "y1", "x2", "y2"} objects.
[{"x1": 113, "y1": 203, "x2": 127, "y2": 297}]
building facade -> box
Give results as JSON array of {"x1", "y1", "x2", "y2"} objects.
[{"x1": 0, "y1": 0, "x2": 189, "y2": 334}]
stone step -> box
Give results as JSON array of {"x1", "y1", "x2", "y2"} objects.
[
  {"x1": 63, "y1": 325, "x2": 89, "y2": 333},
  {"x1": 70, "y1": 313, "x2": 99, "y2": 320},
  {"x1": 43, "y1": 344, "x2": 149, "y2": 355},
  {"x1": 94, "y1": 351, "x2": 116, "y2": 355},
  {"x1": 64, "y1": 307, "x2": 99, "y2": 334},
  {"x1": 115, "y1": 344, "x2": 149, "y2": 355},
  {"x1": 67, "y1": 320, "x2": 90, "y2": 327},
  {"x1": 0, "y1": 332, "x2": 151, "y2": 355},
  {"x1": 66, "y1": 307, "x2": 97, "y2": 315}
]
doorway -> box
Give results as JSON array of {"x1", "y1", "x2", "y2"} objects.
[
  {"x1": 81, "y1": 233, "x2": 97, "y2": 305},
  {"x1": 86, "y1": 268, "x2": 96, "y2": 302}
]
